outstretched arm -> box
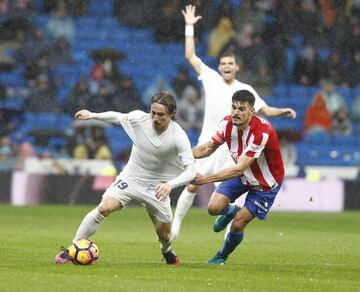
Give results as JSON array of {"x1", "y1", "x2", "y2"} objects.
[
  {"x1": 182, "y1": 4, "x2": 203, "y2": 75},
  {"x1": 259, "y1": 105, "x2": 297, "y2": 119},
  {"x1": 192, "y1": 155, "x2": 255, "y2": 185},
  {"x1": 75, "y1": 109, "x2": 123, "y2": 124},
  {"x1": 192, "y1": 140, "x2": 219, "y2": 159}
]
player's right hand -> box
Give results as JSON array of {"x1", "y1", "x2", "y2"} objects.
[
  {"x1": 155, "y1": 183, "x2": 172, "y2": 202},
  {"x1": 181, "y1": 5, "x2": 202, "y2": 25},
  {"x1": 191, "y1": 173, "x2": 208, "y2": 185},
  {"x1": 75, "y1": 109, "x2": 91, "y2": 120}
]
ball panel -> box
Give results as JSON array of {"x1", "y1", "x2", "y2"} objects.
[{"x1": 68, "y1": 239, "x2": 99, "y2": 265}]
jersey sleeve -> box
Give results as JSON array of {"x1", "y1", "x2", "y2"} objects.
[
  {"x1": 176, "y1": 128, "x2": 195, "y2": 166},
  {"x1": 117, "y1": 110, "x2": 146, "y2": 143},
  {"x1": 243, "y1": 129, "x2": 269, "y2": 158},
  {"x1": 211, "y1": 118, "x2": 228, "y2": 145},
  {"x1": 198, "y1": 62, "x2": 220, "y2": 84}
]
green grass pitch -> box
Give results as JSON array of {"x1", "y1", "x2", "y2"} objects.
[{"x1": 0, "y1": 205, "x2": 359, "y2": 292}]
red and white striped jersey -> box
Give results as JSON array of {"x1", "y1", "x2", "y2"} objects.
[{"x1": 211, "y1": 114, "x2": 284, "y2": 188}]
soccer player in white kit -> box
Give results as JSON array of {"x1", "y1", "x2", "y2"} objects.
[
  {"x1": 172, "y1": 5, "x2": 297, "y2": 238},
  {"x1": 55, "y1": 92, "x2": 196, "y2": 265}
]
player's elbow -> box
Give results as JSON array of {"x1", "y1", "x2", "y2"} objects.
[
  {"x1": 259, "y1": 106, "x2": 271, "y2": 116},
  {"x1": 185, "y1": 54, "x2": 195, "y2": 65}
]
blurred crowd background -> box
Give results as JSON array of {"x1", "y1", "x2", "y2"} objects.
[{"x1": 0, "y1": 0, "x2": 359, "y2": 173}]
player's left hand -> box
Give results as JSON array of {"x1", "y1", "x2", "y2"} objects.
[
  {"x1": 155, "y1": 183, "x2": 172, "y2": 202},
  {"x1": 191, "y1": 173, "x2": 208, "y2": 185},
  {"x1": 285, "y1": 108, "x2": 297, "y2": 119}
]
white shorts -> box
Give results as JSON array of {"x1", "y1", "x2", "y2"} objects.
[
  {"x1": 102, "y1": 173, "x2": 173, "y2": 223},
  {"x1": 195, "y1": 144, "x2": 235, "y2": 186}
]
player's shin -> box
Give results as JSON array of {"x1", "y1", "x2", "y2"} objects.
[
  {"x1": 74, "y1": 208, "x2": 105, "y2": 241},
  {"x1": 218, "y1": 230, "x2": 244, "y2": 258}
]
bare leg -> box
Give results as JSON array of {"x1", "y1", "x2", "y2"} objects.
[
  {"x1": 148, "y1": 213, "x2": 173, "y2": 253},
  {"x1": 149, "y1": 213, "x2": 180, "y2": 264},
  {"x1": 207, "y1": 191, "x2": 231, "y2": 215}
]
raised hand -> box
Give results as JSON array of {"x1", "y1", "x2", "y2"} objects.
[
  {"x1": 285, "y1": 108, "x2": 297, "y2": 119},
  {"x1": 181, "y1": 4, "x2": 202, "y2": 26},
  {"x1": 74, "y1": 109, "x2": 91, "y2": 120}
]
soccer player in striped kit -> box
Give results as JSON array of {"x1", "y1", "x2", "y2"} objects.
[
  {"x1": 191, "y1": 89, "x2": 284, "y2": 265},
  {"x1": 172, "y1": 4, "x2": 295, "y2": 239}
]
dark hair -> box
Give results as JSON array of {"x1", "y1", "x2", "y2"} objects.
[
  {"x1": 218, "y1": 50, "x2": 240, "y2": 65},
  {"x1": 232, "y1": 90, "x2": 255, "y2": 107},
  {"x1": 151, "y1": 91, "x2": 177, "y2": 120}
]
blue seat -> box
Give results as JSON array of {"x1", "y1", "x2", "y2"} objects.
[
  {"x1": 57, "y1": 114, "x2": 73, "y2": 129},
  {"x1": 3, "y1": 97, "x2": 23, "y2": 110},
  {"x1": 291, "y1": 34, "x2": 304, "y2": 48},
  {"x1": 0, "y1": 73, "x2": 26, "y2": 87},
  {"x1": 303, "y1": 133, "x2": 332, "y2": 145},
  {"x1": 289, "y1": 84, "x2": 310, "y2": 99},
  {"x1": 331, "y1": 135, "x2": 360, "y2": 147},
  {"x1": 285, "y1": 48, "x2": 297, "y2": 75},
  {"x1": 33, "y1": 15, "x2": 49, "y2": 29},
  {"x1": 272, "y1": 84, "x2": 289, "y2": 98},
  {"x1": 76, "y1": 16, "x2": 97, "y2": 28},
  {"x1": 309, "y1": 86, "x2": 321, "y2": 97},
  {"x1": 107, "y1": 127, "x2": 132, "y2": 155},
  {"x1": 317, "y1": 47, "x2": 332, "y2": 60},
  {"x1": 185, "y1": 130, "x2": 200, "y2": 147},
  {"x1": 351, "y1": 86, "x2": 360, "y2": 98},
  {"x1": 89, "y1": 0, "x2": 113, "y2": 16},
  {"x1": 99, "y1": 17, "x2": 118, "y2": 29},
  {"x1": 36, "y1": 113, "x2": 59, "y2": 128},
  {"x1": 353, "y1": 123, "x2": 360, "y2": 134}
]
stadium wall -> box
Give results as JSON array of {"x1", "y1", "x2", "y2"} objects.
[{"x1": 0, "y1": 158, "x2": 359, "y2": 210}]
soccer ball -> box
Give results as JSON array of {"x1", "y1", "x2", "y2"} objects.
[{"x1": 68, "y1": 239, "x2": 99, "y2": 265}]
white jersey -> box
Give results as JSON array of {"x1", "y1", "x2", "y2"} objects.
[
  {"x1": 198, "y1": 62, "x2": 266, "y2": 144},
  {"x1": 111, "y1": 110, "x2": 195, "y2": 184}
]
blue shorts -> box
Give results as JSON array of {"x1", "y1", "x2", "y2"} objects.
[{"x1": 215, "y1": 177, "x2": 283, "y2": 220}]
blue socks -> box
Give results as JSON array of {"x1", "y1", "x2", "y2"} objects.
[
  {"x1": 219, "y1": 204, "x2": 238, "y2": 216},
  {"x1": 218, "y1": 230, "x2": 244, "y2": 259}
]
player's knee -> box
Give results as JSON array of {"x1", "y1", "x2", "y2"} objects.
[
  {"x1": 97, "y1": 204, "x2": 113, "y2": 217},
  {"x1": 207, "y1": 202, "x2": 221, "y2": 216},
  {"x1": 187, "y1": 184, "x2": 198, "y2": 193}
]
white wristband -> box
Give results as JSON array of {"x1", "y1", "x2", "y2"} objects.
[{"x1": 185, "y1": 25, "x2": 194, "y2": 37}]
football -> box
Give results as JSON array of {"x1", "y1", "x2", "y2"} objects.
[{"x1": 68, "y1": 239, "x2": 99, "y2": 265}]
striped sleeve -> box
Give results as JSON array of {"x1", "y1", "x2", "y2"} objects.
[
  {"x1": 244, "y1": 132, "x2": 269, "y2": 158},
  {"x1": 211, "y1": 119, "x2": 228, "y2": 145}
]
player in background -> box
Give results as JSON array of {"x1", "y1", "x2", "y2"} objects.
[
  {"x1": 191, "y1": 89, "x2": 284, "y2": 265},
  {"x1": 172, "y1": 5, "x2": 296, "y2": 238},
  {"x1": 55, "y1": 92, "x2": 196, "y2": 265}
]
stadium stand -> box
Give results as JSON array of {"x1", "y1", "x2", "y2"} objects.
[{"x1": 0, "y1": 0, "x2": 358, "y2": 167}]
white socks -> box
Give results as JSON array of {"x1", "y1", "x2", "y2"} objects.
[
  {"x1": 172, "y1": 189, "x2": 197, "y2": 238},
  {"x1": 74, "y1": 208, "x2": 105, "y2": 241}
]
